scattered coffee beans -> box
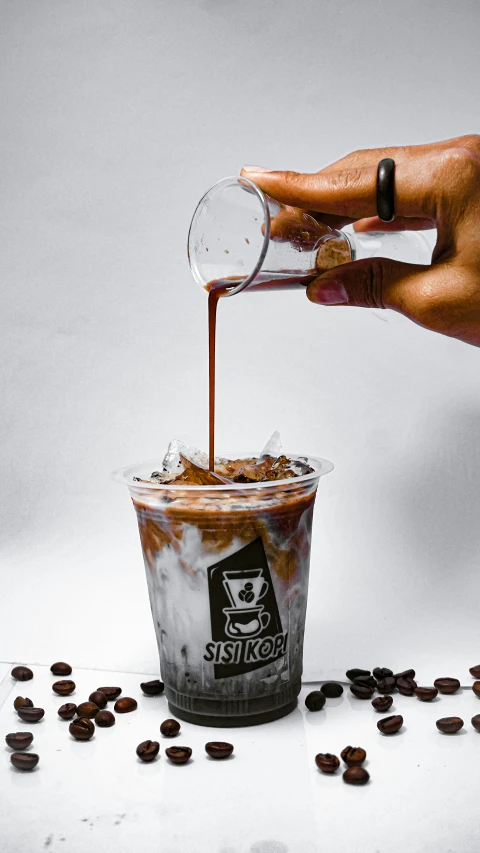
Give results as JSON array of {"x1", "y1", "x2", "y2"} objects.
[
  {"x1": 436, "y1": 717, "x2": 463, "y2": 734},
  {"x1": 58, "y1": 703, "x2": 77, "y2": 720},
  {"x1": 393, "y1": 669, "x2": 415, "y2": 680},
  {"x1": 205, "y1": 742, "x2": 234, "y2": 759},
  {"x1": 52, "y1": 680, "x2": 75, "y2": 696},
  {"x1": 376, "y1": 677, "x2": 396, "y2": 694},
  {"x1": 469, "y1": 665, "x2": 480, "y2": 678},
  {"x1": 140, "y1": 680, "x2": 165, "y2": 696},
  {"x1": 346, "y1": 669, "x2": 370, "y2": 682},
  {"x1": 373, "y1": 667, "x2": 393, "y2": 680},
  {"x1": 11, "y1": 752, "x2": 39, "y2": 771},
  {"x1": 95, "y1": 710, "x2": 115, "y2": 728},
  {"x1": 97, "y1": 686, "x2": 122, "y2": 701},
  {"x1": 5, "y1": 732, "x2": 33, "y2": 750},
  {"x1": 76, "y1": 702, "x2": 100, "y2": 719},
  {"x1": 136, "y1": 740, "x2": 160, "y2": 762},
  {"x1": 472, "y1": 681, "x2": 480, "y2": 698},
  {"x1": 69, "y1": 717, "x2": 95, "y2": 740},
  {"x1": 11, "y1": 666, "x2": 33, "y2": 681},
  {"x1": 160, "y1": 719, "x2": 181, "y2": 737},
  {"x1": 321, "y1": 682, "x2": 343, "y2": 698},
  {"x1": 397, "y1": 677, "x2": 417, "y2": 696},
  {"x1": 17, "y1": 707, "x2": 44, "y2": 723},
  {"x1": 350, "y1": 683, "x2": 374, "y2": 700},
  {"x1": 165, "y1": 746, "x2": 192, "y2": 765},
  {"x1": 89, "y1": 691, "x2": 107, "y2": 709},
  {"x1": 315, "y1": 753, "x2": 340, "y2": 773},
  {"x1": 13, "y1": 696, "x2": 33, "y2": 710},
  {"x1": 305, "y1": 691, "x2": 326, "y2": 711},
  {"x1": 377, "y1": 714, "x2": 403, "y2": 734},
  {"x1": 341, "y1": 746, "x2": 366, "y2": 767},
  {"x1": 50, "y1": 662, "x2": 72, "y2": 676},
  {"x1": 434, "y1": 678, "x2": 460, "y2": 695},
  {"x1": 353, "y1": 675, "x2": 377, "y2": 690},
  {"x1": 114, "y1": 697, "x2": 137, "y2": 714},
  {"x1": 343, "y1": 767, "x2": 369, "y2": 785},
  {"x1": 414, "y1": 687, "x2": 438, "y2": 702},
  {"x1": 372, "y1": 696, "x2": 393, "y2": 712},
  {"x1": 471, "y1": 714, "x2": 480, "y2": 732}
]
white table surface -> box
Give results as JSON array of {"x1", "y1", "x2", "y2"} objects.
[{"x1": 1, "y1": 663, "x2": 479, "y2": 853}]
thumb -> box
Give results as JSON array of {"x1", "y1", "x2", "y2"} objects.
[{"x1": 306, "y1": 258, "x2": 428, "y2": 314}]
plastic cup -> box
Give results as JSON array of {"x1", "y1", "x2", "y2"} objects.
[{"x1": 114, "y1": 453, "x2": 333, "y2": 727}]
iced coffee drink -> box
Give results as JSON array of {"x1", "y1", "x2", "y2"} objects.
[{"x1": 115, "y1": 437, "x2": 333, "y2": 726}]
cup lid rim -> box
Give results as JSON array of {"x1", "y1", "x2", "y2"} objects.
[{"x1": 112, "y1": 453, "x2": 334, "y2": 491}]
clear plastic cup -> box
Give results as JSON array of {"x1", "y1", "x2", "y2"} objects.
[
  {"x1": 114, "y1": 453, "x2": 333, "y2": 727},
  {"x1": 187, "y1": 176, "x2": 433, "y2": 298}
]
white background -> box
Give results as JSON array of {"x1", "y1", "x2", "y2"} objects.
[{"x1": 1, "y1": 0, "x2": 480, "y2": 683}]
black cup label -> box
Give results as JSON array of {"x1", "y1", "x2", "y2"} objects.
[{"x1": 203, "y1": 537, "x2": 288, "y2": 679}]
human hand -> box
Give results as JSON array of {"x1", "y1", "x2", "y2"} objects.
[{"x1": 241, "y1": 136, "x2": 480, "y2": 346}]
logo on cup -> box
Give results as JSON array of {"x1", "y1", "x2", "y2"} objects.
[{"x1": 204, "y1": 538, "x2": 288, "y2": 679}]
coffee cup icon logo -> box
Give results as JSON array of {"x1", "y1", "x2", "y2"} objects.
[
  {"x1": 223, "y1": 569, "x2": 269, "y2": 610},
  {"x1": 223, "y1": 605, "x2": 271, "y2": 639}
]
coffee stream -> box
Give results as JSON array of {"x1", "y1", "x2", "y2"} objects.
[{"x1": 207, "y1": 274, "x2": 316, "y2": 471}]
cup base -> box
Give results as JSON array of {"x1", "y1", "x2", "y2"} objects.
[{"x1": 166, "y1": 679, "x2": 301, "y2": 727}]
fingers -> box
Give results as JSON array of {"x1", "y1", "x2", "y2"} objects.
[
  {"x1": 306, "y1": 258, "x2": 426, "y2": 311},
  {"x1": 242, "y1": 157, "x2": 438, "y2": 221},
  {"x1": 353, "y1": 216, "x2": 436, "y2": 232}
]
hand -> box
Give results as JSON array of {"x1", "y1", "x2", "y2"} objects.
[{"x1": 241, "y1": 136, "x2": 480, "y2": 346}]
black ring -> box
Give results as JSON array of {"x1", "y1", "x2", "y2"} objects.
[{"x1": 376, "y1": 158, "x2": 395, "y2": 222}]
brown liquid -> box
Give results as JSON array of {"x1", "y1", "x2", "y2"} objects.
[{"x1": 207, "y1": 273, "x2": 316, "y2": 471}]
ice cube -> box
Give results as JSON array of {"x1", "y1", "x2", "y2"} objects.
[
  {"x1": 259, "y1": 430, "x2": 282, "y2": 461},
  {"x1": 161, "y1": 439, "x2": 209, "y2": 473},
  {"x1": 169, "y1": 455, "x2": 233, "y2": 486}
]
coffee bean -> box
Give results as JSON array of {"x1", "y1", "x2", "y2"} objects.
[
  {"x1": 52, "y1": 680, "x2": 75, "y2": 696},
  {"x1": 58, "y1": 703, "x2": 77, "y2": 720},
  {"x1": 136, "y1": 740, "x2": 160, "y2": 762},
  {"x1": 343, "y1": 767, "x2": 369, "y2": 785},
  {"x1": 5, "y1": 732, "x2": 33, "y2": 750},
  {"x1": 376, "y1": 677, "x2": 396, "y2": 694},
  {"x1": 377, "y1": 714, "x2": 403, "y2": 734},
  {"x1": 165, "y1": 746, "x2": 192, "y2": 765},
  {"x1": 95, "y1": 710, "x2": 115, "y2": 728},
  {"x1": 50, "y1": 662, "x2": 72, "y2": 676},
  {"x1": 315, "y1": 753, "x2": 340, "y2": 773},
  {"x1": 305, "y1": 691, "x2": 326, "y2": 711},
  {"x1": 97, "y1": 686, "x2": 122, "y2": 701},
  {"x1": 346, "y1": 669, "x2": 370, "y2": 682},
  {"x1": 88, "y1": 691, "x2": 107, "y2": 709},
  {"x1": 436, "y1": 717, "x2": 464, "y2": 734},
  {"x1": 76, "y1": 702, "x2": 100, "y2": 719},
  {"x1": 393, "y1": 669, "x2": 415, "y2": 680},
  {"x1": 372, "y1": 696, "x2": 393, "y2": 712},
  {"x1": 414, "y1": 687, "x2": 438, "y2": 702},
  {"x1": 350, "y1": 683, "x2": 374, "y2": 700},
  {"x1": 69, "y1": 717, "x2": 95, "y2": 740},
  {"x1": 205, "y1": 742, "x2": 234, "y2": 759},
  {"x1": 373, "y1": 667, "x2": 393, "y2": 680},
  {"x1": 17, "y1": 707, "x2": 44, "y2": 723},
  {"x1": 471, "y1": 714, "x2": 480, "y2": 732},
  {"x1": 469, "y1": 665, "x2": 480, "y2": 679},
  {"x1": 320, "y1": 682, "x2": 343, "y2": 698},
  {"x1": 11, "y1": 666, "x2": 33, "y2": 681},
  {"x1": 397, "y1": 677, "x2": 417, "y2": 696},
  {"x1": 341, "y1": 746, "x2": 366, "y2": 767},
  {"x1": 434, "y1": 678, "x2": 460, "y2": 695},
  {"x1": 472, "y1": 681, "x2": 480, "y2": 698},
  {"x1": 160, "y1": 718, "x2": 181, "y2": 737},
  {"x1": 353, "y1": 675, "x2": 377, "y2": 690},
  {"x1": 114, "y1": 697, "x2": 137, "y2": 714},
  {"x1": 13, "y1": 696, "x2": 33, "y2": 710},
  {"x1": 11, "y1": 752, "x2": 39, "y2": 771},
  {"x1": 140, "y1": 679, "x2": 165, "y2": 696}
]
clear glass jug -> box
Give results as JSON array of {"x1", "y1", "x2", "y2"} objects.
[{"x1": 188, "y1": 176, "x2": 434, "y2": 297}]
